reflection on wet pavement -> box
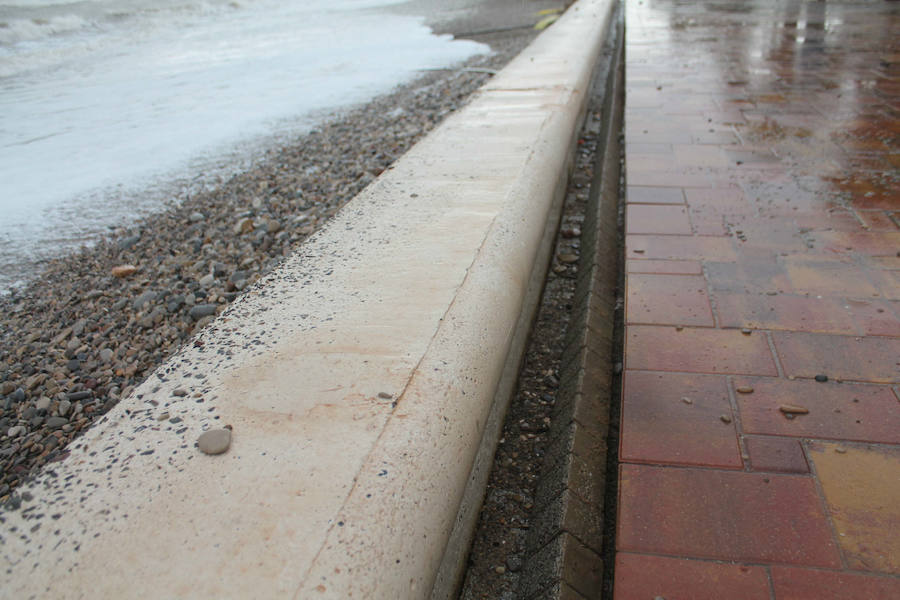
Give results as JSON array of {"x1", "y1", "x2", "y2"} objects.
[{"x1": 617, "y1": 0, "x2": 899, "y2": 597}]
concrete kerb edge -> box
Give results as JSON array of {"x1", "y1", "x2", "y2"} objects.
[
  {"x1": 301, "y1": 2, "x2": 619, "y2": 596},
  {"x1": 0, "y1": 1, "x2": 618, "y2": 598}
]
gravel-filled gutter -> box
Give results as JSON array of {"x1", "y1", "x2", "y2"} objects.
[{"x1": 459, "y1": 6, "x2": 624, "y2": 598}]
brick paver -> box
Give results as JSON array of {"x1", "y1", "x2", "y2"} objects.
[
  {"x1": 625, "y1": 258, "x2": 702, "y2": 275},
  {"x1": 734, "y1": 377, "x2": 900, "y2": 443},
  {"x1": 807, "y1": 442, "x2": 900, "y2": 575},
  {"x1": 773, "y1": 331, "x2": 900, "y2": 383},
  {"x1": 770, "y1": 566, "x2": 900, "y2": 600},
  {"x1": 625, "y1": 204, "x2": 692, "y2": 235},
  {"x1": 626, "y1": 233, "x2": 737, "y2": 261},
  {"x1": 620, "y1": 372, "x2": 741, "y2": 468},
  {"x1": 615, "y1": 553, "x2": 771, "y2": 600},
  {"x1": 626, "y1": 274, "x2": 714, "y2": 326},
  {"x1": 619, "y1": 465, "x2": 842, "y2": 566},
  {"x1": 626, "y1": 326, "x2": 777, "y2": 375},
  {"x1": 744, "y1": 435, "x2": 809, "y2": 474},
  {"x1": 616, "y1": 0, "x2": 900, "y2": 596}
]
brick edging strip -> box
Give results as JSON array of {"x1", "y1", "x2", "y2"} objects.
[{"x1": 517, "y1": 7, "x2": 624, "y2": 599}]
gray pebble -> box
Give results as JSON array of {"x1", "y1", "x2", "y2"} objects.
[
  {"x1": 57, "y1": 399, "x2": 71, "y2": 416},
  {"x1": 7, "y1": 425, "x2": 26, "y2": 438},
  {"x1": 11, "y1": 388, "x2": 25, "y2": 403},
  {"x1": 189, "y1": 211, "x2": 206, "y2": 223},
  {"x1": 35, "y1": 397, "x2": 51, "y2": 411},
  {"x1": 99, "y1": 348, "x2": 114, "y2": 363},
  {"x1": 167, "y1": 295, "x2": 185, "y2": 312},
  {"x1": 198, "y1": 428, "x2": 232, "y2": 455},
  {"x1": 118, "y1": 234, "x2": 141, "y2": 250},
  {"x1": 132, "y1": 290, "x2": 157, "y2": 310},
  {"x1": 188, "y1": 304, "x2": 218, "y2": 321},
  {"x1": 228, "y1": 270, "x2": 248, "y2": 284},
  {"x1": 199, "y1": 273, "x2": 216, "y2": 288},
  {"x1": 506, "y1": 556, "x2": 523, "y2": 573},
  {"x1": 46, "y1": 416, "x2": 68, "y2": 429},
  {"x1": 72, "y1": 319, "x2": 86, "y2": 335}
]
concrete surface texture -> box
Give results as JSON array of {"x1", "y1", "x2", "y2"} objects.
[
  {"x1": 0, "y1": 0, "x2": 614, "y2": 598},
  {"x1": 617, "y1": 0, "x2": 900, "y2": 598}
]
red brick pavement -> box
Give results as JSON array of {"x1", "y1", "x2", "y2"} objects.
[{"x1": 616, "y1": 1, "x2": 900, "y2": 598}]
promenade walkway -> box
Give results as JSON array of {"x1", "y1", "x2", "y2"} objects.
[{"x1": 615, "y1": 1, "x2": 899, "y2": 598}]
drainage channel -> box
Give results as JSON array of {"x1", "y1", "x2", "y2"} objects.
[{"x1": 458, "y1": 6, "x2": 624, "y2": 599}]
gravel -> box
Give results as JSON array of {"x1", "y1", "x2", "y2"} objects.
[
  {"x1": 0, "y1": 35, "x2": 534, "y2": 500},
  {"x1": 459, "y1": 69, "x2": 603, "y2": 598}
]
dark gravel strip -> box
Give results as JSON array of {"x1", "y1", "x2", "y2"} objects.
[
  {"x1": 0, "y1": 32, "x2": 537, "y2": 503},
  {"x1": 458, "y1": 69, "x2": 603, "y2": 600},
  {"x1": 458, "y1": 9, "x2": 624, "y2": 598}
]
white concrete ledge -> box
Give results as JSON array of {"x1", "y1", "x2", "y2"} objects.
[{"x1": 0, "y1": 1, "x2": 615, "y2": 597}]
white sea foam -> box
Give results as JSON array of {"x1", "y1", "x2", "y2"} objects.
[
  {"x1": 0, "y1": 15, "x2": 90, "y2": 45},
  {"x1": 0, "y1": 0, "x2": 487, "y2": 289}
]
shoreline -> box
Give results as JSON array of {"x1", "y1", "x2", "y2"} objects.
[{"x1": 0, "y1": 31, "x2": 537, "y2": 499}]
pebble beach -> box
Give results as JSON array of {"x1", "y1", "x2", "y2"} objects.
[{"x1": 0, "y1": 39, "x2": 530, "y2": 501}]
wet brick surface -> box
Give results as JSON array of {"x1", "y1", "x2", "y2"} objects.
[{"x1": 615, "y1": 0, "x2": 900, "y2": 596}]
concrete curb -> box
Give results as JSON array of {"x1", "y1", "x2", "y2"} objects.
[{"x1": 0, "y1": 1, "x2": 616, "y2": 597}]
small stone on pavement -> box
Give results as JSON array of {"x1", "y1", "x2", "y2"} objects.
[{"x1": 198, "y1": 428, "x2": 232, "y2": 455}]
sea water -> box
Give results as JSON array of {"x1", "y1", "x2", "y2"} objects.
[{"x1": 0, "y1": 0, "x2": 486, "y2": 290}]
